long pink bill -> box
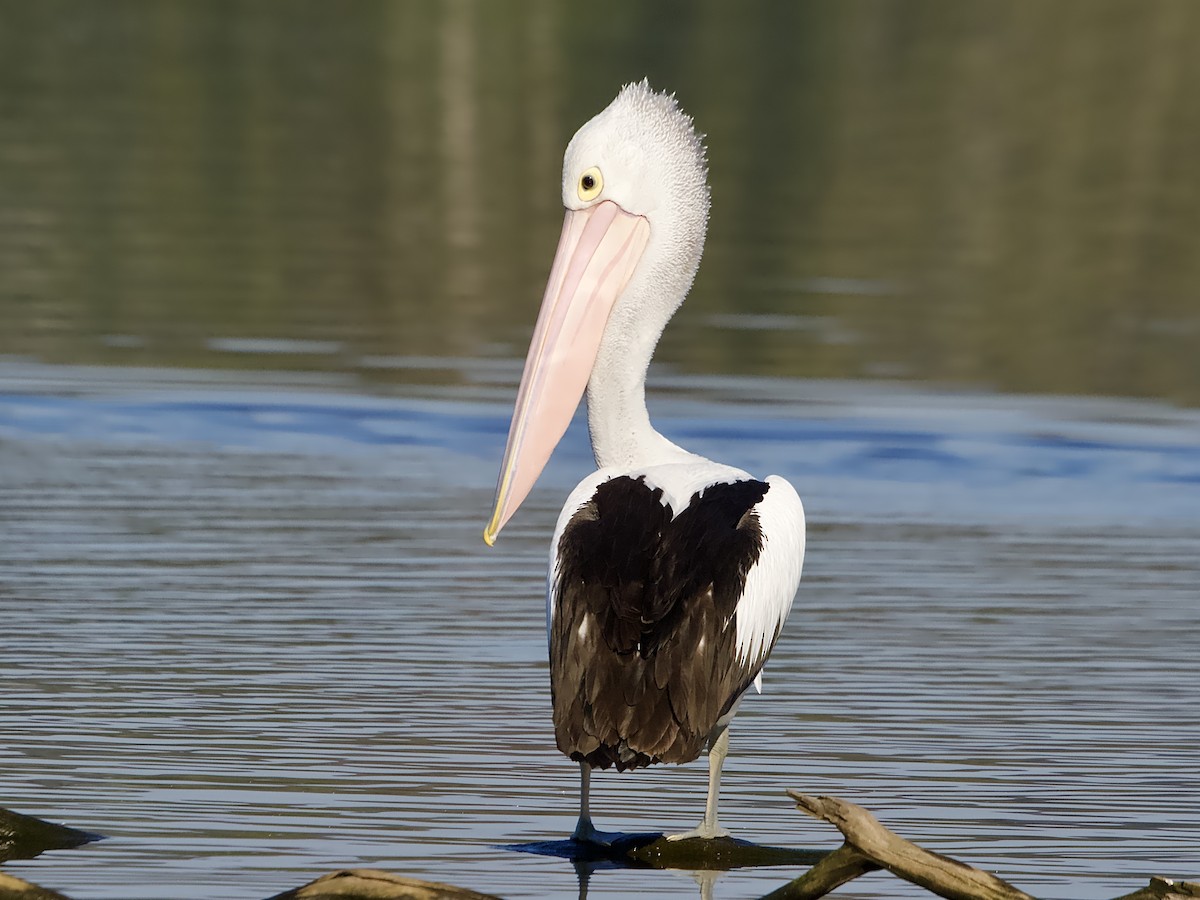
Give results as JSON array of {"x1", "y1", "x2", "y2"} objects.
[{"x1": 484, "y1": 200, "x2": 650, "y2": 545}]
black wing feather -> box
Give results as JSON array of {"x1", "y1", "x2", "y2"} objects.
[{"x1": 550, "y1": 475, "x2": 769, "y2": 770}]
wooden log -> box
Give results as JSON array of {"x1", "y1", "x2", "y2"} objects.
[
  {"x1": 0, "y1": 870, "x2": 74, "y2": 900},
  {"x1": 760, "y1": 842, "x2": 880, "y2": 899},
  {"x1": 0, "y1": 807, "x2": 102, "y2": 863},
  {"x1": 783, "y1": 791, "x2": 1036, "y2": 900},
  {"x1": 1111, "y1": 876, "x2": 1200, "y2": 900},
  {"x1": 264, "y1": 869, "x2": 500, "y2": 900}
]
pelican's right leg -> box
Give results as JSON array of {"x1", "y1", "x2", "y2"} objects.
[{"x1": 570, "y1": 762, "x2": 622, "y2": 845}]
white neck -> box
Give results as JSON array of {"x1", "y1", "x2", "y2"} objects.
[
  {"x1": 579, "y1": 87, "x2": 710, "y2": 472},
  {"x1": 585, "y1": 223, "x2": 704, "y2": 471},
  {"x1": 585, "y1": 317, "x2": 688, "y2": 470}
]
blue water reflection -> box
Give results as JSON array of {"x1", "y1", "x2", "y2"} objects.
[{"x1": 4, "y1": 360, "x2": 1197, "y2": 524}]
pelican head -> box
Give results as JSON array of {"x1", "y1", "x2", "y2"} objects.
[
  {"x1": 485, "y1": 81, "x2": 710, "y2": 544},
  {"x1": 562, "y1": 81, "x2": 709, "y2": 251}
]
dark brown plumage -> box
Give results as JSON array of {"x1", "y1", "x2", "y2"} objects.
[{"x1": 550, "y1": 475, "x2": 771, "y2": 771}]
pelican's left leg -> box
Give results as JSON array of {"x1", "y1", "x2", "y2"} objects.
[{"x1": 667, "y1": 723, "x2": 732, "y2": 841}]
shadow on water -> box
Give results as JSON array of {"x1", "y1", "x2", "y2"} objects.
[
  {"x1": 504, "y1": 833, "x2": 661, "y2": 873},
  {"x1": 502, "y1": 831, "x2": 825, "y2": 870},
  {"x1": 500, "y1": 834, "x2": 829, "y2": 900}
]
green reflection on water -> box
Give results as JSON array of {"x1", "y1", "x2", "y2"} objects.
[{"x1": 1, "y1": 1, "x2": 1197, "y2": 403}]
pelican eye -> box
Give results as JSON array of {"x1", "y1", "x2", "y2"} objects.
[{"x1": 578, "y1": 166, "x2": 603, "y2": 201}]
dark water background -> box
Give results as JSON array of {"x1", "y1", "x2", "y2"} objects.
[
  {"x1": 1, "y1": 3, "x2": 1198, "y2": 899},
  {"x1": 3, "y1": 1, "x2": 1199, "y2": 402}
]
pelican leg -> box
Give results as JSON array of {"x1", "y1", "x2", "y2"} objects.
[
  {"x1": 667, "y1": 723, "x2": 732, "y2": 841},
  {"x1": 570, "y1": 762, "x2": 622, "y2": 845}
]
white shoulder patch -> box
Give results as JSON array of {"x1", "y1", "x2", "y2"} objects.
[
  {"x1": 733, "y1": 475, "x2": 806, "y2": 668},
  {"x1": 632, "y1": 460, "x2": 751, "y2": 517}
]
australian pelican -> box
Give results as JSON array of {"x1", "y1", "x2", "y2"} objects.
[{"x1": 484, "y1": 80, "x2": 806, "y2": 842}]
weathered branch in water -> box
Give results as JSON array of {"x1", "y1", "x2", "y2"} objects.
[
  {"x1": 3, "y1": 796, "x2": 1196, "y2": 900},
  {"x1": 0, "y1": 871, "x2": 73, "y2": 900},
  {"x1": 771, "y1": 791, "x2": 1200, "y2": 900},
  {"x1": 783, "y1": 791, "x2": 1035, "y2": 900},
  {"x1": 1111, "y1": 876, "x2": 1200, "y2": 900},
  {"x1": 759, "y1": 842, "x2": 880, "y2": 900},
  {"x1": 264, "y1": 868, "x2": 501, "y2": 900}
]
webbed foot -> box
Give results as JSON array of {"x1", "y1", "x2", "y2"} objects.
[
  {"x1": 570, "y1": 818, "x2": 624, "y2": 847},
  {"x1": 665, "y1": 823, "x2": 731, "y2": 842}
]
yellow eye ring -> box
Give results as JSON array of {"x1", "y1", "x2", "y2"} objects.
[{"x1": 578, "y1": 166, "x2": 603, "y2": 201}]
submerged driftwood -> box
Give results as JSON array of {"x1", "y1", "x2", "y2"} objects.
[
  {"x1": 1112, "y1": 879, "x2": 1200, "y2": 900},
  {"x1": 631, "y1": 835, "x2": 822, "y2": 871},
  {"x1": 1, "y1": 795, "x2": 1195, "y2": 899},
  {"x1": 0, "y1": 807, "x2": 101, "y2": 863},
  {"x1": 767, "y1": 792, "x2": 1035, "y2": 900},
  {"x1": 500, "y1": 791, "x2": 1199, "y2": 900},
  {"x1": 507, "y1": 830, "x2": 819, "y2": 871},
  {"x1": 765, "y1": 791, "x2": 1200, "y2": 900}
]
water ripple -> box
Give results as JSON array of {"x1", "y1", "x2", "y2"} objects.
[{"x1": 1, "y1": 363, "x2": 1198, "y2": 899}]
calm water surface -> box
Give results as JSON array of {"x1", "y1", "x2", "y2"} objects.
[
  {"x1": 3, "y1": 4, "x2": 1199, "y2": 897},
  {"x1": 1, "y1": 359, "x2": 1198, "y2": 899}
]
